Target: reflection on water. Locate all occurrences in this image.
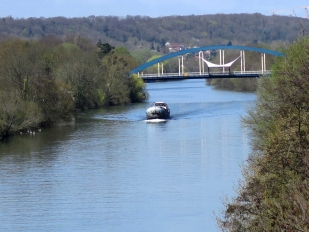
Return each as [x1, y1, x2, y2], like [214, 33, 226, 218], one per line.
[0, 80, 255, 232]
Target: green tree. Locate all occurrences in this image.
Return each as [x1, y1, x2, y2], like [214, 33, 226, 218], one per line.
[99, 51, 142, 105]
[129, 74, 148, 102]
[56, 47, 101, 110]
[217, 37, 309, 231]
[96, 40, 115, 59]
[131, 48, 159, 65]
[144, 55, 164, 74]
[114, 46, 130, 55]
[0, 36, 147, 140]
[0, 40, 34, 99]
[0, 90, 42, 139]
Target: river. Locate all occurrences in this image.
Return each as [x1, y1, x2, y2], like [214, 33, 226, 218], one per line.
[0, 79, 256, 232]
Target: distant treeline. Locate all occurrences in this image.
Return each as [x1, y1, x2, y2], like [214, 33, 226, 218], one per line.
[1, 13, 297, 92]
[0, 35, 148, 140]
[1, 13, 308, 52]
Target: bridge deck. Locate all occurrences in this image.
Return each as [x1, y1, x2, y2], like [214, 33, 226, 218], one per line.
[140, 71, 271, 81]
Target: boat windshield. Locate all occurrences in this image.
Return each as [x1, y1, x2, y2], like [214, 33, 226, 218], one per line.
[154, 102, 168, 107]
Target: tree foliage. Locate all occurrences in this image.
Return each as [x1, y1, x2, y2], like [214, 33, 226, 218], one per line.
[97, 39, 115, 59]
[218, 37, 309, 231]
[0, 36, 148, 139]
[0, 14, 299, 93]
[0, 14, 307, 51]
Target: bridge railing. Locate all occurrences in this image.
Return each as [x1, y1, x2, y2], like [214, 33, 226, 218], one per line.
[140, 70, 271, 78]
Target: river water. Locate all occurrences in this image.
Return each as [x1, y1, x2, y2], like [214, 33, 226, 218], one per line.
[0, 79, 256, 232]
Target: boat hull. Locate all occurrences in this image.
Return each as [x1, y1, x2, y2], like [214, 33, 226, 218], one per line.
[146, 106, 170, 119]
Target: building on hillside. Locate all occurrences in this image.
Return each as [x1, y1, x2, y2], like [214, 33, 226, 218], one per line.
[165, 42, 186, 52]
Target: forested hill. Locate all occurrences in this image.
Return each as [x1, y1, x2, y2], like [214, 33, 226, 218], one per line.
[1, 13, 308, 50]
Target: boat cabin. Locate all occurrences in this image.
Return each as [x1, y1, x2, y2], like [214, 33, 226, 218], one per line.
[153, 102, 168, 108]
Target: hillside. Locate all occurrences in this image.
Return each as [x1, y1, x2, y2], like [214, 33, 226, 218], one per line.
[1, 13, 308, 51]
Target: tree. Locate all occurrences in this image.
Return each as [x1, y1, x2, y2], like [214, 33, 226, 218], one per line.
[114, 46, 130, 55]
[96, 40, 115, 59]
[0, 90, 42, 139]
[129, 74, 148, 102]
[56, 46, 101, 110]
[131, 48, 158, 65]
[217, 37, 309, 231]
[99, 51, 142, 106]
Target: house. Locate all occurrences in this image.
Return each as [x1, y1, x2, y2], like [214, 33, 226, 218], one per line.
[165, 42, 186, 53]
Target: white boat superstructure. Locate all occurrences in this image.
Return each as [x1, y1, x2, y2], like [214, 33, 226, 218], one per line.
[146, 102, 170, 119]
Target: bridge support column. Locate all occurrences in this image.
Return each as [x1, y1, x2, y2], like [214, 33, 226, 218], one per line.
[261, 53, 266, 74]
[178, 56, 181, 76]
[202, 54, 205, 74]
[157, 63, 159, 76]
[243, 51, 246, 72]
[223, 50, 225, 73]
[161, 63, 164, 75]
[199, 52, 201, 75]
[178, 55, 184, 75]
[220, 50, 225, 73]
[240, 51, 242, 73]
[240, 50, 246, 73]
[157, 62, 164, 76]
[199, 51, 205, 75]
[182, 56, 184, 74]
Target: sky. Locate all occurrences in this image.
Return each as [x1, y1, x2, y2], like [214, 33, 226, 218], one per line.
[1, 0, 309, 19]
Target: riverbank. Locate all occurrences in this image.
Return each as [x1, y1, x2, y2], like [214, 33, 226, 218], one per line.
[206, 77, 257, 91]
[0, 37, 148, 140]
[218, 36, 309, 231]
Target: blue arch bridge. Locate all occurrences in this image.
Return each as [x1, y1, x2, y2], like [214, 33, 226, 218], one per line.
[129, 45, 284, 81]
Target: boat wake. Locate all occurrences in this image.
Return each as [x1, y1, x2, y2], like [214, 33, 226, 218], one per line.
[145, 118, 168, 123]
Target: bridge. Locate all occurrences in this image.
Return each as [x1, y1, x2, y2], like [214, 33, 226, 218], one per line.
[129, 45, 284, 81]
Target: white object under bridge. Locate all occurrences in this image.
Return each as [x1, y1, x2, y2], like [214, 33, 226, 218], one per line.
[201, 56, 241, 73]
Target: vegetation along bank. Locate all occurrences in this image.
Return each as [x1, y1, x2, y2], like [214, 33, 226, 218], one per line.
[0, 36, 148, 140]
[218, 36, 309, 231]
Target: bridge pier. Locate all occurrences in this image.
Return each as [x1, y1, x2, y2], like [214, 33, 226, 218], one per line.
[199, 51, 205, 75]
[240, 50, 246, 73]
[178, 55, 184, 76]
[157, 62, 164, 76]
[220, 50, 225, 73]
[261, 53, 266, 74]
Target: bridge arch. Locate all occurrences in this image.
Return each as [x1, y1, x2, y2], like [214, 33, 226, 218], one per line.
[129, 45, 284, 75]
